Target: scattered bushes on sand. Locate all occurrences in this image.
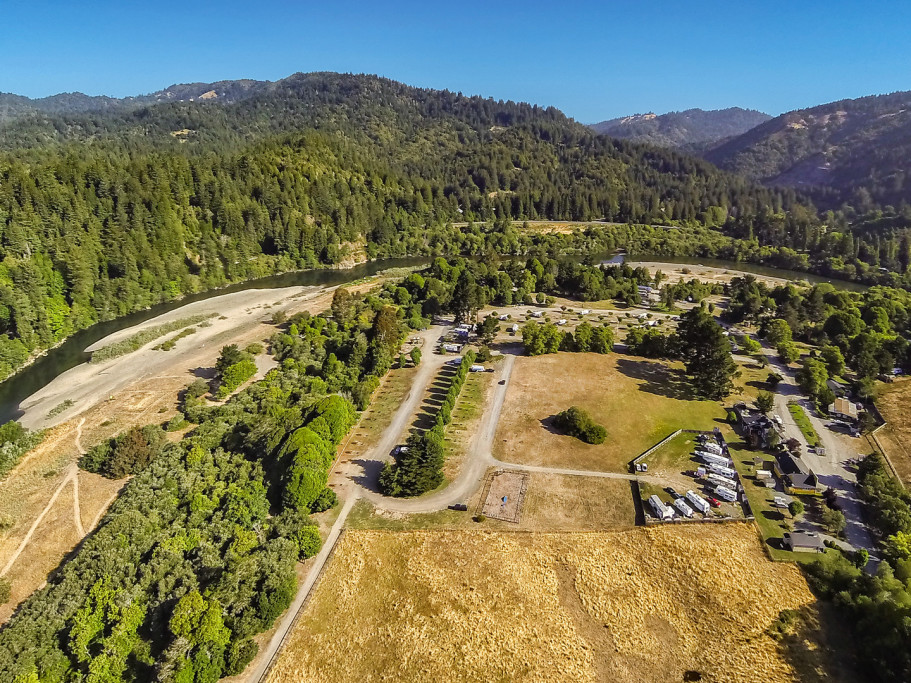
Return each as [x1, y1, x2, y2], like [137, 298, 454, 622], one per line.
[91, 314, 216, 363]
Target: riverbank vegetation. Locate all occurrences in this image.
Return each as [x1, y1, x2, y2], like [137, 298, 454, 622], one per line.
[0, 275, 429, 681]
[90, 314, 217, 363]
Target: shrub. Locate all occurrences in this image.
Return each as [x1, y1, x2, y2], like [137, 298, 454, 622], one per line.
[0, 577, 10, 604]
[553, 406, 607, 444]
[217, 359, 257, 398]
[225, 639, 259, 677]
[294, 526, 323, 559]
[310, 487, 338, 513]
[79, 424, 167, 479]
[165, 412, 189, 432]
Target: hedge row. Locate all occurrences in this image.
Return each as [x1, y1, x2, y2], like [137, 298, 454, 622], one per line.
[434, 350, 477, 429]
[280, 395, 357, 513]
[380, 351, 477, 497]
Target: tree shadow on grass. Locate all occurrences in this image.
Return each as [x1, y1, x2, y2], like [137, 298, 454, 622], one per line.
[539, 415, 565, 436]
[614, 358, 698, 402]
[762, 509, 785, 522]
[412, 366, 457, 431]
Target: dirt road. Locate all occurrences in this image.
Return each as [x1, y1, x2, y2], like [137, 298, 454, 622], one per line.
[248, 492, 359, 683]
[340, 326, 450, 500]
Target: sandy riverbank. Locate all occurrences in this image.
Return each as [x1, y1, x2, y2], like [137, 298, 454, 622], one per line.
[17, 284, 321, 431]
[627, 261, 797, 288]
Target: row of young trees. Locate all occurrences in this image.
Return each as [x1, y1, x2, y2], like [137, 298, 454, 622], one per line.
[379, 351, 477, 497]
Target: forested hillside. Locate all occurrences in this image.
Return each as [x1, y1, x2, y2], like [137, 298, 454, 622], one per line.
[705, 91, 911, 209]
[0, 72, 810, 381]
[590, 108, 770, 150]
[0, 79, 268, 125]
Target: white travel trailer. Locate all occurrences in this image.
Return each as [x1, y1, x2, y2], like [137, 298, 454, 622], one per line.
[648, 495, 674, 521]
[714, 485, 738, 502]
[685, 490, 711, 515]
[673, 498, 694, 518]
[697, 451, 732, 468]
[701, 442, 723, 455]
[707, 473, 735, 489]
[707, 463, 737, 479]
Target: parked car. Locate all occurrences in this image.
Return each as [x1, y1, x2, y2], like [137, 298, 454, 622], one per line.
[708, 497, 721, 508]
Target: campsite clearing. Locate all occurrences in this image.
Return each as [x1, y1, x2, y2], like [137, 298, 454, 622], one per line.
[493, 353, 727, 472]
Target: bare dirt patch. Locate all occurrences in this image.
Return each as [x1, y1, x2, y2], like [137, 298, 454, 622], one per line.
[266, 525, 830, 683]
[494, 353, 727, 472]
[479, 469, 527, 522]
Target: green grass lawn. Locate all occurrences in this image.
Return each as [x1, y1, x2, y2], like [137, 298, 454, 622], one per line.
[642, 431, 701, 473]
[788, 403, 821, 447]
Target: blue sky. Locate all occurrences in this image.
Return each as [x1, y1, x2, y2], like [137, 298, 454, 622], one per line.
[3, 0, 910, 122]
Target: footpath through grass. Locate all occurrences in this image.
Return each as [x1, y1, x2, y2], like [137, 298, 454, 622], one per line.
[788, 403, 820, 447]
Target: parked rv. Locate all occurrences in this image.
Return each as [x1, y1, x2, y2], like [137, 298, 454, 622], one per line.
[706, 463, 737, 479]
[685, 490, 711, 515]
[648, 495, 674, 521]
[673, 498, 694, 518]
[714, 485, 738, 502]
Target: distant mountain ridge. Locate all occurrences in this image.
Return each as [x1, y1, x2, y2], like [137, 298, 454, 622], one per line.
[704, 91, 911, 208]
[589, 108, 771, 150]
[0, 78, 270, 124]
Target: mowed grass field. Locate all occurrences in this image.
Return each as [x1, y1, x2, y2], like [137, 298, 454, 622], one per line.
[875, 378, 911, 485]
[265, 526, 831, 683]
[493, 353, 727, 471]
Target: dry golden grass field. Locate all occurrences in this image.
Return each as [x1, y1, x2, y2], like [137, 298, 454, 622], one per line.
[875, 378, 911, 485]
[265, 525, 830, 683]
[493, 353, 727, 472]
[347, 471, 636, 532]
